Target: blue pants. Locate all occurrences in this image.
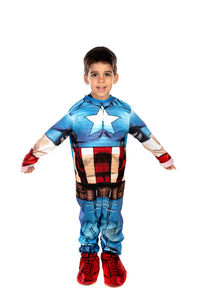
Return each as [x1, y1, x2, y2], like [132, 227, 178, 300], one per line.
[77, 195, 124, 255]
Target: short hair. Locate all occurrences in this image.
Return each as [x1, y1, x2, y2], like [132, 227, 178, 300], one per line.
[84, 46, 117, 75]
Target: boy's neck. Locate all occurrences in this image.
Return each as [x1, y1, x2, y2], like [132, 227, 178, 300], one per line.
[89, 93, 111, 101]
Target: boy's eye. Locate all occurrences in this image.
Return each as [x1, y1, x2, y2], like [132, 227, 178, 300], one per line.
[90, 72, 112, 78]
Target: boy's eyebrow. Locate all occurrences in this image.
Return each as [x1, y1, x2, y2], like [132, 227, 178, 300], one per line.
[90, 70, 113, 74]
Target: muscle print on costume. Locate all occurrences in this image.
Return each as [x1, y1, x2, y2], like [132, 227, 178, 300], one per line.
[72, 146, 125, 185]
[22, 94, 173, 175]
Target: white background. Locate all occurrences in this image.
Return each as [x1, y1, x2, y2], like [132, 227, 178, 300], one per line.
[0, 0, 200, 307]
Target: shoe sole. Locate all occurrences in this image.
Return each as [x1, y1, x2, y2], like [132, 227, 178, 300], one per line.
[77, 277, 97, 286]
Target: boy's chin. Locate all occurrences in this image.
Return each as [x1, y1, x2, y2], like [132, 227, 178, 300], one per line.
[91, 91, 111, 100]
[94, 94, 110, 100]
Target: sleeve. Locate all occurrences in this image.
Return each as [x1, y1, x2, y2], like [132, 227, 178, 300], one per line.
[129, 109, 174, 168]
[21, 112, 73, 172]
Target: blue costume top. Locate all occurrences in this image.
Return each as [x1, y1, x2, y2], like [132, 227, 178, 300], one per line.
[45, 94, 151, 148]
[42, 94, 159, 187]
[22, 94, 173, 185]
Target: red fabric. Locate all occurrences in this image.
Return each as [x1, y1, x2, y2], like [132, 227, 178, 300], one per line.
[77, 253, 100, 285]
[93, 147, 112, 183]
[101, 253, 127, 287]
[74, 146, 126, 185]
[22, 148, 39, 167]
[156, 153, 171, 163]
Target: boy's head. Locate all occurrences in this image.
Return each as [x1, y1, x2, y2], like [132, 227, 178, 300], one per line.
[84, 46, 119, 100]
[84, 46, 117, 76]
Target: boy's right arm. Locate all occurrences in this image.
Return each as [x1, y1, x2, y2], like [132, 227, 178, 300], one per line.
[21, 112, 73, 173]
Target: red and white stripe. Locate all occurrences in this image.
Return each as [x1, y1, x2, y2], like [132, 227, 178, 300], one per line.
[72, 146, 126, 185]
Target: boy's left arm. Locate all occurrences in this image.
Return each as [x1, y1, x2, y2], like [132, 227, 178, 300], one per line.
[129, 110, 176, 170]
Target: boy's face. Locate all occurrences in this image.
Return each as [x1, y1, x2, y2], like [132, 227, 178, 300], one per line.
[84, 62, 119, 100]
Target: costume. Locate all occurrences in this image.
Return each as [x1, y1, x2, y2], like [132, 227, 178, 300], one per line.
[22, 94, 173, 256]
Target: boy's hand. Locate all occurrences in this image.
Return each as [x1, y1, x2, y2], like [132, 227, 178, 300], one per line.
[21, 165, 35, 173]
[164, 164, 176, 170]
[21, 148, 39, 174]
[24, 166, 35, 173]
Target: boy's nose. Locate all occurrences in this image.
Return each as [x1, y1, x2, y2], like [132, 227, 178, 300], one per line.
[98, 76, 105, 82]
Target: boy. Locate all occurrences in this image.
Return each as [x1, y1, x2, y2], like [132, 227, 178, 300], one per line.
[21, 46, 175, 287]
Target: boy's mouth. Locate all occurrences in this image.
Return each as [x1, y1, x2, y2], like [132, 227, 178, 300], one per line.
[96, 86, 107, 92]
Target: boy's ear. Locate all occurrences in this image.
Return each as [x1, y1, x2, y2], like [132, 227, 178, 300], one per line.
[113, 73, 119, 84]
[84, 74, 89, 85]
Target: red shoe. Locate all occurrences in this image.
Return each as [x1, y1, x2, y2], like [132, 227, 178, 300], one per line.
[77, 253, 100, 285]
[101, 253, 127, 287]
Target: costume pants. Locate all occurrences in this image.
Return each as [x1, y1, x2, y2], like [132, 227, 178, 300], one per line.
[76, 182, 125, 255]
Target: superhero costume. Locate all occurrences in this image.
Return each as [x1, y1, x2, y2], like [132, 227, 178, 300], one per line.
[22, 94, 174, 255]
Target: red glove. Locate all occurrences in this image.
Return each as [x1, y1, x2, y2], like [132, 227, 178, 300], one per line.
[156, 153, 174, 168]
[21, 148, 39, 172]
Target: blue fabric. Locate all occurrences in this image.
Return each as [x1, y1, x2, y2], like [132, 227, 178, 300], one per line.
[45, 94, 151, 148]
[77, 196, 124, 255]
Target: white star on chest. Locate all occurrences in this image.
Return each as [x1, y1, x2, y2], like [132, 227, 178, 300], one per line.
[85, 106, 119, 135]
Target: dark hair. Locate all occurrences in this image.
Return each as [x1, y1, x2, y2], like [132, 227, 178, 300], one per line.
[84, 46, 117, 75]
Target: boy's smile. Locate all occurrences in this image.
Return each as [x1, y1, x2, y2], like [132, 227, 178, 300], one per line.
[84, 62, 119, 100]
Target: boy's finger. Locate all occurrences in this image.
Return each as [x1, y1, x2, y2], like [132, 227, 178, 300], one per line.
[166, 165, 176, 170]
[24, 166, 35, 173]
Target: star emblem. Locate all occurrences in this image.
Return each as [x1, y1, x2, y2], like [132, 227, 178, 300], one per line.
[86, 106, 119, 135]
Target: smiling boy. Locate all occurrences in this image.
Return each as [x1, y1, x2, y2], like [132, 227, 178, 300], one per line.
[22, 46, 175, 287]
[84, 62, 119, 101]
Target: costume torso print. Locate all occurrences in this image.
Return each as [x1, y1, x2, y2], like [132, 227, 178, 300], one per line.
[43, 94, 161, 187]
[22, 94, 173, 255]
